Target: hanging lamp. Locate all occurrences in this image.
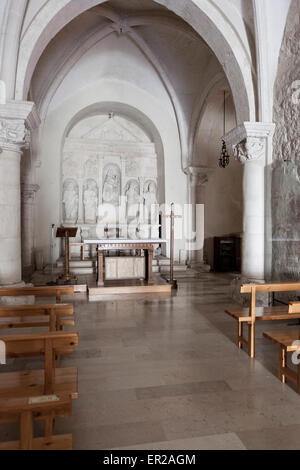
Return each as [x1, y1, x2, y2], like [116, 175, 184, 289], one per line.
[219, 91, 230, 168]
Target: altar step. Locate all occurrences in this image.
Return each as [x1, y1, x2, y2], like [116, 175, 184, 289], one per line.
[44, 256, 188, 275]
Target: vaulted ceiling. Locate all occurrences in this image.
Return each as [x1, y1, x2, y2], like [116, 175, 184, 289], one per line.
[29, 0, 225, 123]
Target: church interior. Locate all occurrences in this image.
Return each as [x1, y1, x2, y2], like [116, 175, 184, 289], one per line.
[0, 0, 299, 451]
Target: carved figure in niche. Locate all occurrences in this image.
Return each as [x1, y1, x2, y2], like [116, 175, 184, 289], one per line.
[125, 180, 141, 221]
[102, 164, 121, 206]
[62, 179, 78, 223]
[143, 181, 158, 224]
[83, 179, 98, 223]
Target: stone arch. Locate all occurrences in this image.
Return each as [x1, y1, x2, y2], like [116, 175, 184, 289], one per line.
[36, 79, 185, 262]
[15, 0, 255, 123]
[37, 26, 187, 168]
[63, 100, 166, 205]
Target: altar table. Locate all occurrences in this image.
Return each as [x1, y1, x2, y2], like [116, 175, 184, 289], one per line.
[84, 239, 167, 286]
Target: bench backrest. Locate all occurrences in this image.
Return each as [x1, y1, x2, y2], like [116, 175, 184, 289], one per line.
[241, 283, 300, 321]
[0, 331, 78, 394]
[0, 286, 74, 303]
[241, 283, 300, 294]
[0, 304, 74, 331]
[289, 301, 300, 314]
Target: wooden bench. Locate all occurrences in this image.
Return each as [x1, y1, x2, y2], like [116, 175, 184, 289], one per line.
[225, 282, 300, 358]
[0, 303, 75, 331]
[263, 329, 300, 394]
[289, 301, 300, 313]
[0, 285, 74, 304]
[0, 331, 78, 398]
[0, 394, 73, 450]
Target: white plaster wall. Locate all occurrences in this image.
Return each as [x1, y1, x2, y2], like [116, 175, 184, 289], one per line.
[193, 91, 243, 267]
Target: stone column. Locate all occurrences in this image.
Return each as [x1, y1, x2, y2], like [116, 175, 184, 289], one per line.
[0, 101, 40, 287]
[185, 166, 212, 270]
[21, 183, 39, 278]
[224, 122, 275, 281]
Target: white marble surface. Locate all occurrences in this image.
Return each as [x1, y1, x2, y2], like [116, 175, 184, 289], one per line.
[105, 257, 145, 280]
[84, 238, 167, 245]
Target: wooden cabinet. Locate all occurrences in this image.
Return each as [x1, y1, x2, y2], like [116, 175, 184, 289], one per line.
[213, 236, 241, 272]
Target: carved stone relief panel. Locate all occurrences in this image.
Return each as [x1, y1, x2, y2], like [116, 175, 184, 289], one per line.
[83, 178, 98, 224]
[62, 115, 159, 239]
[102, 163, 121, 206]
[124, 179, 141, 222]
[62, 178, 79, 223]
[143, 180, 158, 224]
[84, 156, 99, 178]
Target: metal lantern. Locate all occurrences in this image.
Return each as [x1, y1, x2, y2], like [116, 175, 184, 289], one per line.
[219, 139, 230, 168]
[219, 91, 230, 168]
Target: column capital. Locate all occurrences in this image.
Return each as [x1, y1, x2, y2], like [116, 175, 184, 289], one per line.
[184, 166, 214, 187]
[21, 183, 40, 203]
[224, 122, 275, 164]
[0, 101, 40, 152]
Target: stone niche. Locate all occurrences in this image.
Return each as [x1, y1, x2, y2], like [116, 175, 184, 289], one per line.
[61, 114, 160, 249]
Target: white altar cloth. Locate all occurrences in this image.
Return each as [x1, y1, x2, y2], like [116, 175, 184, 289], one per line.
[84, 239, 167, 244]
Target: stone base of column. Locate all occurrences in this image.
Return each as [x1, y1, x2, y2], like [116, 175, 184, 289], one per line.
[0, 281, 35, 306]
[187, 249, 210, 272]
[230, 275, 269, 306]
[188, 261, 211, 273]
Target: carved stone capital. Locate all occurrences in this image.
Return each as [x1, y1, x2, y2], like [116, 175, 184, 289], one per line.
[0, 119, 30, 151]
[233, 137, 265, 164]
[0, 101, 40, 153]
[224, 122, 275, 165]
[21, 184, 40, 203]
[184, 166, 214, 187]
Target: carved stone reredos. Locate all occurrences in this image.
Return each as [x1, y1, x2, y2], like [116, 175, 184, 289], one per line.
[61, 115, 158, 231]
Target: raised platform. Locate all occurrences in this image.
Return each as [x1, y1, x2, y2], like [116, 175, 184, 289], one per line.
[48, 255, 188, 276]
[88, 276, 172, 297]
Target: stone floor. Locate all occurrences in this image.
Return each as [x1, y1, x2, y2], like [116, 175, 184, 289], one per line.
[2, 272, 300, 449]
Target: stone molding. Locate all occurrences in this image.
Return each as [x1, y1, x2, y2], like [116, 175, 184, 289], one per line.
[0, 101, 40, 152]
[224, 122, 275, 164]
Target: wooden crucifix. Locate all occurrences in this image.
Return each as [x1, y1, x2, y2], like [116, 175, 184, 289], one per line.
[165, 203, 182, 289]
[56, 226, 78, 284]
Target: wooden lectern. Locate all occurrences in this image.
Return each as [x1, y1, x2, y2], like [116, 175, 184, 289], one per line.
[56, 226, 78, 284]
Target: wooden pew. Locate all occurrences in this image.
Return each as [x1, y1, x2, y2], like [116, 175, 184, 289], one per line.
[0, 303, 74, 331]
[289, 301, 300, 314]
[0, 331, 78, 449]
[0, 285, 74, 304]
[0, 394, 73, 450]
[0, 331, 78, 398]
[263, 329, 300, 394]
[225, 282, 300, 358]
